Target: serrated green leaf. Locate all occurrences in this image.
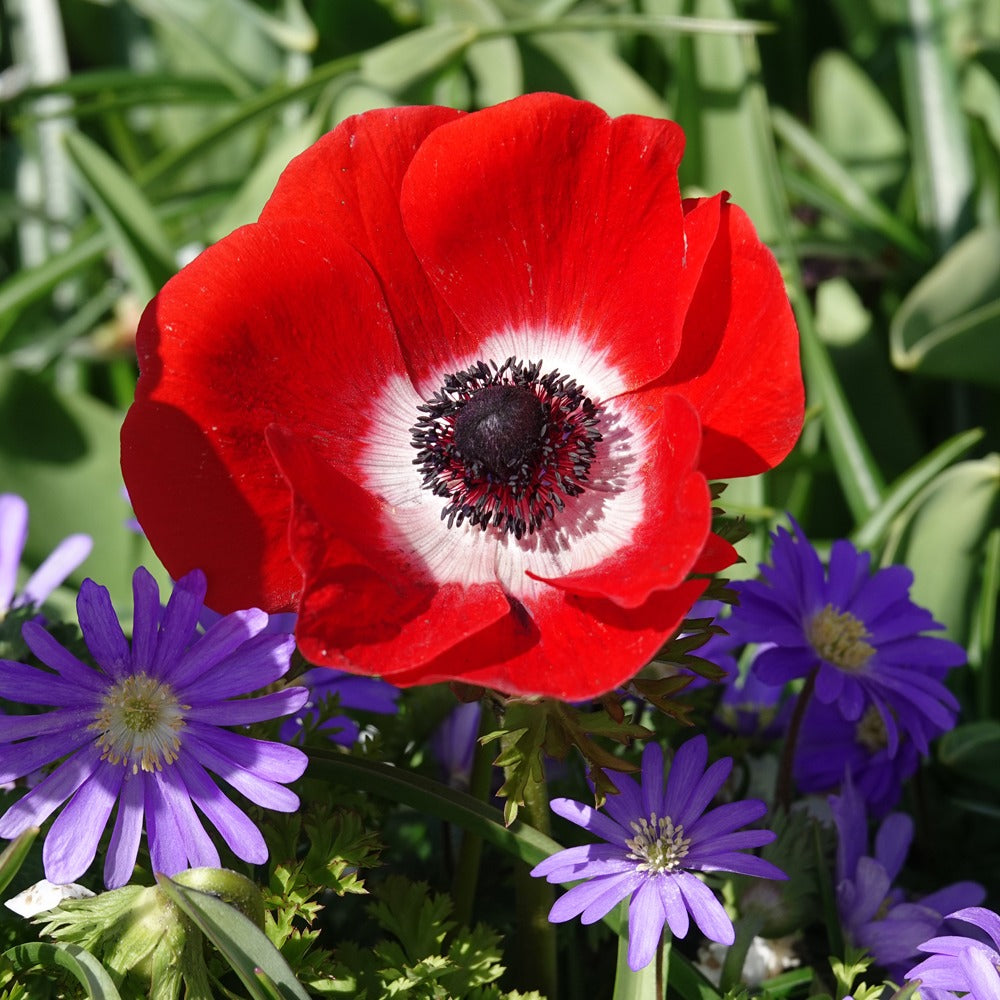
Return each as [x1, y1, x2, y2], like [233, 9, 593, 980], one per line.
[156, 874, 311, 1000]
[360, 24, 477, 92]
[1, 942, 122, 1000]
[890, 226, 1000, 385]
[63, 129, 176, 303]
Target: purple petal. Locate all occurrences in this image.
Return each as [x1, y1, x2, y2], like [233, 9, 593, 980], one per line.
[686, 800, 767, 844]
[20, 534, 92, 607]
[150, 570, 206, 681]
[130, 568, 162, 670]
[0, 494, 28, 611]
[165, 609, 269, 690]
[43, 764, 122, 884]
[919, 882, 986, 917]
[581, 871, 645, 925]
[874, 813, 913, 878]
[22, 620, 106, 693]
[549, 797, 629, 846]
[960, 945, 1000, 996]
[674, 756, 733, 829]
[184, 729, 303, 810]
[174, 755, 267, 864]
[640, 742, 664, 820]
[662, 735, 708, 821]
[752, 644, 816, 686]
[77, 579, 130, 679]
[0, 727, 94, 784]
[146, 766, 219, 874]
[658, 875, 689, 939]
[950, 907, 1000, 951]
[105, 772, 145, 888]
[183, 687, 308, 726]
[187, 723, 306, 785]
[0, 745, 101, 836]
[675, 871, 734, 945]
[531, 843, 630, 881]
[1, 706, 95, 741]
[686, 828, 776, 857]
[548, 872, 638, 923]
[691, 853, 787, 879]
[602, 770, 644, 829]
[627, 878, 666, 970]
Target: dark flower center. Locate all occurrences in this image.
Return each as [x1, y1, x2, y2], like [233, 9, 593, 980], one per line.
[410, 357, 602, 539]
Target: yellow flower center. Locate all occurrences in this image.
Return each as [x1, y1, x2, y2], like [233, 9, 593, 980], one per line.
[625, 813, 691, 874]
[855, 704, 889, 752]
[91, 673, 186, 773]
[806, 604, 875, 672]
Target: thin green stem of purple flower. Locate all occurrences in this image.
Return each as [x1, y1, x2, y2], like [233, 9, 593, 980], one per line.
[775, 668, 817, 810]
[451, 703, 494, 928]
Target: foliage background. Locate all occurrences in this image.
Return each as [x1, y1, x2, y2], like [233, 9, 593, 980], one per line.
[0, 0, 999, 996]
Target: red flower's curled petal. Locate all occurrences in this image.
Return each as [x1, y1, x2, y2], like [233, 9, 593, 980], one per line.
[527, 391, 710, 608]
[386, 578, 711, 700]
[266, 426, 512, 674]
[663, 196, 804, 477]
[398, 92, 689, 395]
[122, 221, 410, 613]
[259, 104, 467, 392]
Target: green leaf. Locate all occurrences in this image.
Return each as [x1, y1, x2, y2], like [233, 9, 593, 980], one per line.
[527, 30, 672, 118]
[890, 225, 1000, 385]
[437, 0, 523, 105]
[304, 749, 561, 867]
[882, 455, 1000, 645]
[0, 829, 37, 898]
[1, 942, 122, 1000]
[0, 364, 165, 613]
[897, 0, 975, 249]
[851, 427, 985, 550]
[360, 24, 477, 92]
[156, 874, 311, 1000]
[63, 129, 176, 303]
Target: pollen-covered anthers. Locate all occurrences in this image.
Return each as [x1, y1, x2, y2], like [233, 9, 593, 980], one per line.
[411, 356, 603, 539]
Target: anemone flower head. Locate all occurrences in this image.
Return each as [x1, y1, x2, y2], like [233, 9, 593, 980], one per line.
[0, 493, 91, 617]
[732, 518, 964, 754]
[795, 695, 920, 818]
[530, 734, 786, 971]
[908, 907, 1000, 998]
[121, 93, 804, 701]
[0, 567, 308, 888]
[831, 776, 984, 980]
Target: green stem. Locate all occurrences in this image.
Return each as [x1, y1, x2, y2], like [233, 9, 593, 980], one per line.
[774, 669, 816, 811]
[451, 704, 493, 928]
[719, 913, 764, 993]
[509, 757, 558, 999]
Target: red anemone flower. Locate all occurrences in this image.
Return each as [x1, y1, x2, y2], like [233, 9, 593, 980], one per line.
[121, 93, 803, 700]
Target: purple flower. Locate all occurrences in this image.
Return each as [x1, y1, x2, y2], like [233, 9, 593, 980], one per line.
[431, 699, 482, 790]
[908, 907, 1000, 997]
[831, 777, 984, 979]
[280, 666, 399, 747]
[795, 697, 919, 817]
[0, 493, 91, 614]
[0, 567, 308, 888]
[530, 735, 786, 971]
[733, 518, 963, 754]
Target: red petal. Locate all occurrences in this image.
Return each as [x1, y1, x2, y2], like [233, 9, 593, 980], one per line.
[385, 579, 710, 700]
[267, 427, 512, 675]
[259, 104, 466, 394]
[121, 221, 408, 613]
[399, 92, 688, 393]
[662, 197, 804, 477]
[527, 392, 710, 607]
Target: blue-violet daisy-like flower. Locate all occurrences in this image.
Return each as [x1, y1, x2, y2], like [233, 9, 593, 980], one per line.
[530, 734, 786, 971]
[0, 493, 91, 615]
[0, 567, 308, 888]
[831, 776, 984, 980]
[733, 518, 964, 754]
[908, 906, 1000, 998]
[795, 697, 920, 818]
